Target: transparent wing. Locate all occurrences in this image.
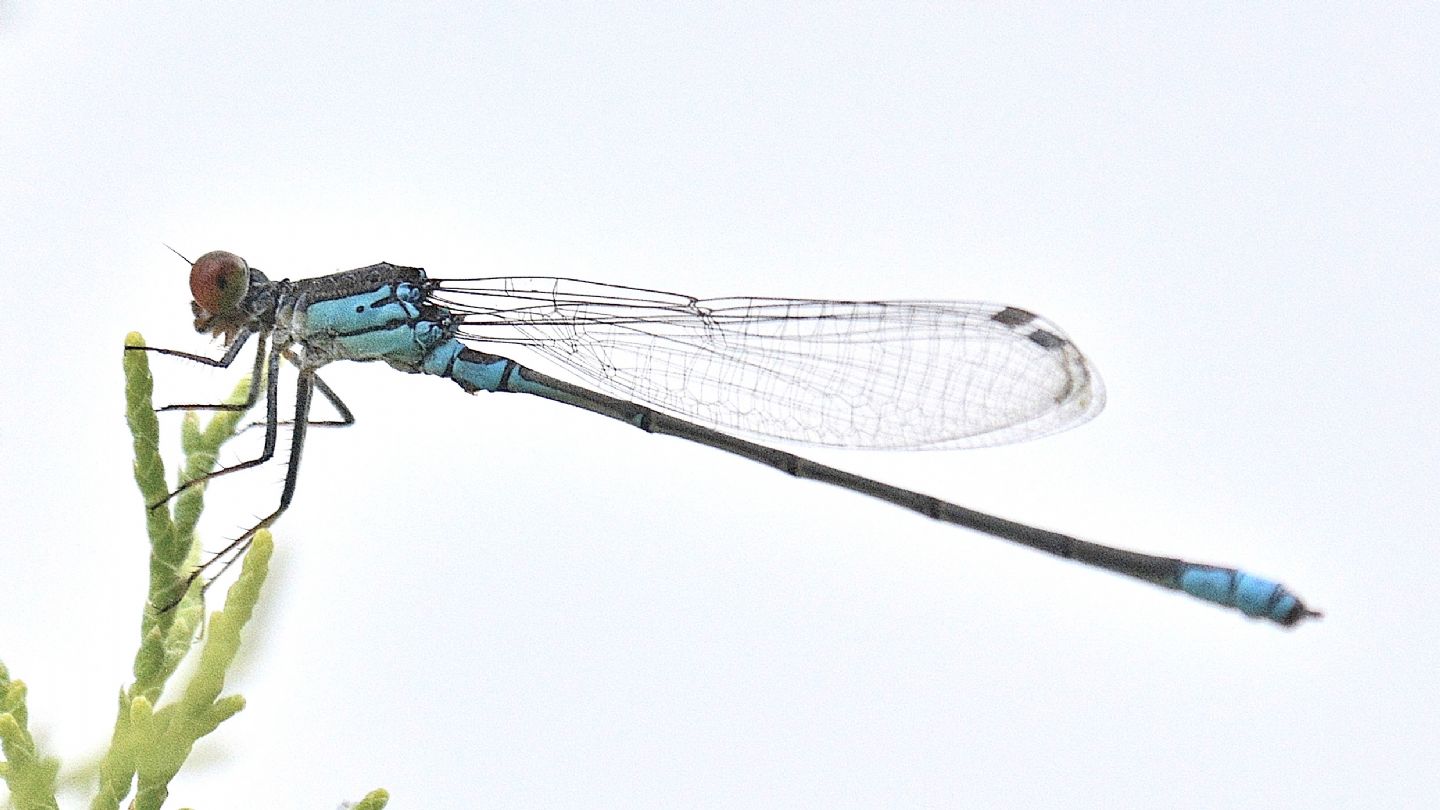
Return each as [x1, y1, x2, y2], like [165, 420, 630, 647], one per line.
[431, 277, 1105, 449]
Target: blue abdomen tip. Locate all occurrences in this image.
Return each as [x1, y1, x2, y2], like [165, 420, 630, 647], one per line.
[1179, 567, 1313, 626]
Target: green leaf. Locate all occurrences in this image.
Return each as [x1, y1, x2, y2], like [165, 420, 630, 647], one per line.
[91, 334, 390, 807]
[0, 664, 61, 810]
[349, 788, 392, 809]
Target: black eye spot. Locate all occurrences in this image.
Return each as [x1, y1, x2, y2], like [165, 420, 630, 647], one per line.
[355, 305, 365, 313]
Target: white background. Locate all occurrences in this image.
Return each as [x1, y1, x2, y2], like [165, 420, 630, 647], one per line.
[2, 3, 1436, 808]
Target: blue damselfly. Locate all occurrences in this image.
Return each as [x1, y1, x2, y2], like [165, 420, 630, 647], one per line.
[131, 250, 1319, 626]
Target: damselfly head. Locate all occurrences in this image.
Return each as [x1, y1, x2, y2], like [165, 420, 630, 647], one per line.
[189, 250, 251, 341]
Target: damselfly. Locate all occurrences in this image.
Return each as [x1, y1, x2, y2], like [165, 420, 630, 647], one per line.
[130, 250, 1319, 626]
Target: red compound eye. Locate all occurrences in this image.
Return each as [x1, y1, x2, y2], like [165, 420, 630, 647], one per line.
[189, 250, 250, 315]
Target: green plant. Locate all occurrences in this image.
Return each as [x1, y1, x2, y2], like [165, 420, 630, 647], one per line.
[0, 335, 387, 810]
